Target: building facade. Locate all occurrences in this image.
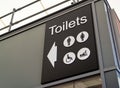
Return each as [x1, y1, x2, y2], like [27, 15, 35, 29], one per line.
[0, 0, 120, 88]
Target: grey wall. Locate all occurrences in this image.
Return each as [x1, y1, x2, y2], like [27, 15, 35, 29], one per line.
[111, 9, 120, 64]
[0, 24, 45, 88]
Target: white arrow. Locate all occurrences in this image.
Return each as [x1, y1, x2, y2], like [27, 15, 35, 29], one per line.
[47, 42, 57, 68]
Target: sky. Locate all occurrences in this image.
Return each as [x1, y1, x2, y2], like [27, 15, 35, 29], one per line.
[108, 0, 120, 18]
[0, 0, 120, 34]
[0, 0, 119, 16]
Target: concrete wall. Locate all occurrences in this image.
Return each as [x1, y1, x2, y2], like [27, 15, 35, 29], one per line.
[0, 24, 45, 88]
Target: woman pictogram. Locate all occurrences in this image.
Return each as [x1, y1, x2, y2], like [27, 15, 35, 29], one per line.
[80, 32, 85, 41]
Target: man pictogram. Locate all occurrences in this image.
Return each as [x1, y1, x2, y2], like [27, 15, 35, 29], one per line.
[67, 37, 71, 46]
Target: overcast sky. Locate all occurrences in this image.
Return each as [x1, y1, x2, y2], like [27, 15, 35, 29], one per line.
[0, 0, 120, 31]
[0, 0, 120, 17]
[0, 0, 119, 16]
[108, 0, 120, 18]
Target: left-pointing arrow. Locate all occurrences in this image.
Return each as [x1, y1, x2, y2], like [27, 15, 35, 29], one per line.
[47, 42, 57, 68]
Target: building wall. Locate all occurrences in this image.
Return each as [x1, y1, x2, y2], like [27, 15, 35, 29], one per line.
[0, 0, 120, 88]
[52, 75, 102, 88]
[111, 9, 120, 62]
[0, 24, 45, 88]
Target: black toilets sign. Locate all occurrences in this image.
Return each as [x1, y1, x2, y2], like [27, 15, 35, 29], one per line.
[41, 4, 99, 84]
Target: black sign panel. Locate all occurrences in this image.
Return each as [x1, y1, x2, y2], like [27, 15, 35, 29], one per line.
[41, 4, 99, 84]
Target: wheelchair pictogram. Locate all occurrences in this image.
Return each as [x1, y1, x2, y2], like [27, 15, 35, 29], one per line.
[63, 52, 76, 64]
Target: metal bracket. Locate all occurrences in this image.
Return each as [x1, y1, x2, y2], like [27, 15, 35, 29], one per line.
[9, 8, 16, 32]
[71, 0, 79, 4]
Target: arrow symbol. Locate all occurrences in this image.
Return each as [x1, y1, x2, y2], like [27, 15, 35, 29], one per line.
[47, 42, 57, 68]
